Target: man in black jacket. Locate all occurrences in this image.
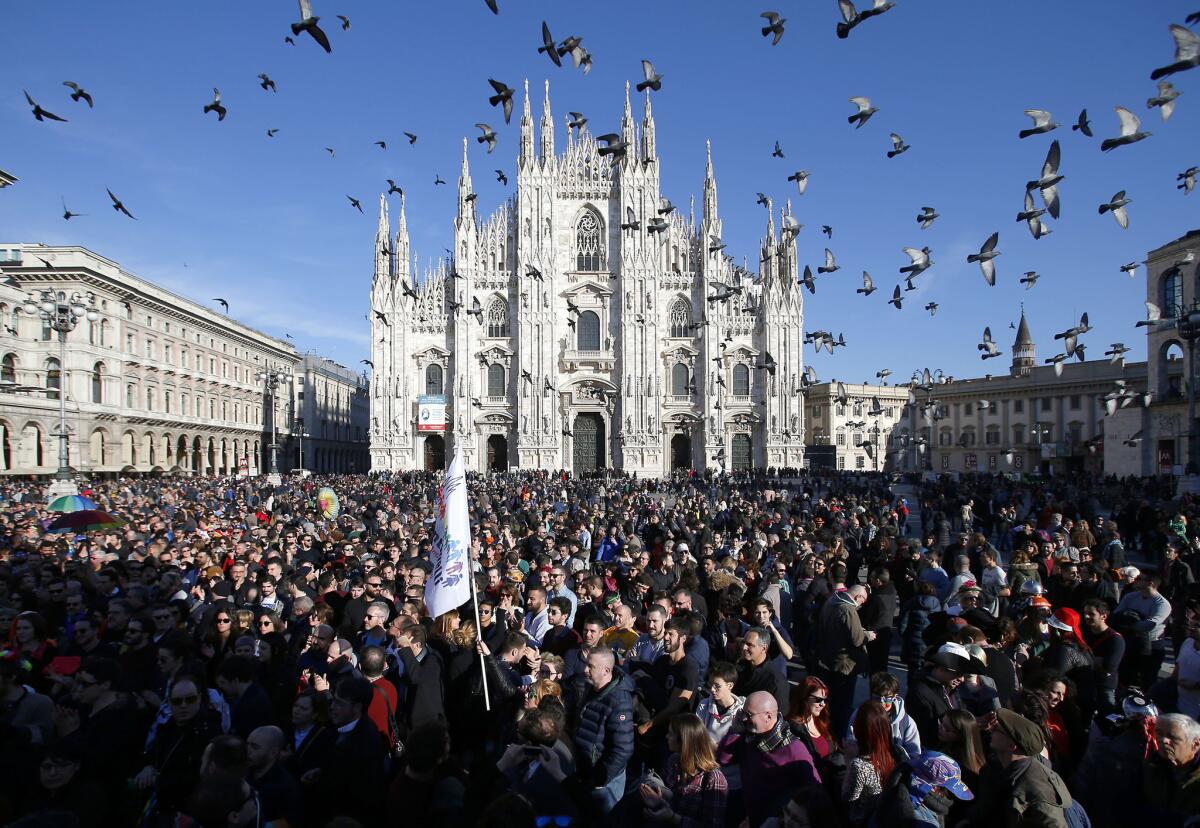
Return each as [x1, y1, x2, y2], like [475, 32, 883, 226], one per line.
[306, 677, 386, 825]
[395, 624, 446, 732]
[905, 643, 985, 751]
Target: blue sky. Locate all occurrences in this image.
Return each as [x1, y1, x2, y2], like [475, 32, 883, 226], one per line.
[2, 1, 1197, 384]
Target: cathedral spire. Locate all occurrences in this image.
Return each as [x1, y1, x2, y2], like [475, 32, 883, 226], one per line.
[1011, 305, 1036, 377]
[539, 79, 554, 160]
[374, 193, 391, 283]
[641, 89, 656, 161]
[394, 192, 410, 274]
[519, 78, 534, 166]
[703, 140, 719, 224]
[376, 193, 390, 245]
[621, 81, 635, 162]
[458, 137, 474, 219]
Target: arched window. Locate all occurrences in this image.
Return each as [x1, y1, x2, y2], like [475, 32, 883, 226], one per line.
[486, 298, 509, 338]
[99, 319, 109, 346]
[126, 384, 136, 408]
[669, 299, 691, 338]
[1, 354, 14, 384]
[733, 363, 750, 396]
[1164, 268, 1183, 319]
[671, 363, 689, 396]
[426, 363, 444, 395]
[575, 210, 604, 271]
[91, 362, 104, 404]
[487, 363, 505, 397]
[45, 358, 60, 398]
[577, 311, 601, 351]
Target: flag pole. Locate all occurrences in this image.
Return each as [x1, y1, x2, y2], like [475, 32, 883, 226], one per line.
[469, 552, 492, 712]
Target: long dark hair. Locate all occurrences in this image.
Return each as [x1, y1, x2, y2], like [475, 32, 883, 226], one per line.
[852, 701, 895, 782]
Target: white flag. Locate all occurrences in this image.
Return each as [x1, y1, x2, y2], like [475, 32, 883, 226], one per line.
[426, 447, 471, 618]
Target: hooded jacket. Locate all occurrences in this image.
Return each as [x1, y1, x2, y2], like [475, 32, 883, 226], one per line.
[843, 696, 921, 759]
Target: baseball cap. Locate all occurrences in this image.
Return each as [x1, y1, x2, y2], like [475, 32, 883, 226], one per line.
[910, 751, 973, 800]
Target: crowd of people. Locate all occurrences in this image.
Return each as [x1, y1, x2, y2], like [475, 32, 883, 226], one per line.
[0, 467, 1197, 828]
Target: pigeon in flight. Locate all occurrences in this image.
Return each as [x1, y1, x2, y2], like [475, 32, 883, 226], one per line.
[978, 327, 1002, 359]
[787, 170, 810, 195]
[900, 246, 932, 276]
[857, 272, 876, 295]
[658, 198, 676, 216]
[202, 88, 226, 120]
[967, 232, 1001, 286]
[761, 11, 786, 44]
[637, 60, 663, 93]
[887, 133, 910, 158]
[1147, 81, 1180, 121]
[904, 277, 919, 292]
[916, 207, 938, 229]
[925, 302, 938, 316]
[1105, 343, 1129, 364]
[495, 170, 508, 186]
[106, 188, 136, 219]
[1055, 312, 1090, 341]
[292, 0, 333, 53]
[285, 36, 295, 45]
[781, 214, 802, 239]
[347, 195, 363, 213]
[595, 133, 628, 160]
[361, 359, 373, 368]
[800, 266, 816, 295]
[1150, 24, 1200, 79]
[647, 217, 668, 234]
[1098, 190, 1131, 228]
[822, 225, 833, 239]
[405, 132, 418, 144]
[62, 81, 93, 108]
[1179, 167, 1198, 194]
[1017, 189, 1051, 240]
[488, 79, 515, 123]
[266, 128, 279, 137]
[1026, 139, 1062, 218]
[213, 298, 229, 313]
[538, 22, 563, 66]
[818, 248, 840, 274]
[373, 140, 386, 150]
[526, 265, 544, 282]
[709, 237, 726, 253]
[620, 206, 641, 232]
[1019, 109, 1058, 139]
[848, 96, 878, 128]
[837, 0, 894, 38]
[337, 14, 350, 30]
[772, 141, 785, 158]
[258, 74, 277, 92]
[755, 192, 770, 208]
[24, 90, 67, 122]
[1100, 107, 1151, 151]
[386, 179, 403, 195]
[1121, 262, 1140, 278]
[1020, 271, 1039, 289]
[889, 285, 904, 309]
[1138, 301, 1166, 328]
[568, 112, 587, 131]
[475, 123, 497, 153]
[1072, 109, 1093, 137]
[373, 310, 390, 327]
[485, 0, 499, 14]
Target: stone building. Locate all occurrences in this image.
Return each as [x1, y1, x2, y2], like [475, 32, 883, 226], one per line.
[292, 354, 370, 473]
[805, 381, 911, 471]
[369, 80, 806, 474]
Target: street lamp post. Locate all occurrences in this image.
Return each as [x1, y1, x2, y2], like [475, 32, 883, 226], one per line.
[256, 364, 291, 485]
[298, 429, 311, 473]
[23, 289, 100, 498]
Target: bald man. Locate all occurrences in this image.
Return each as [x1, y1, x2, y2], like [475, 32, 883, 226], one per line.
[717, 691, 821, 828]
[246, 725, 303, 827]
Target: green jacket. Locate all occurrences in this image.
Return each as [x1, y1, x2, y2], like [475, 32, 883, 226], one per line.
[1144, 754, 1200, 823]
[1001, 757, 1072, 828]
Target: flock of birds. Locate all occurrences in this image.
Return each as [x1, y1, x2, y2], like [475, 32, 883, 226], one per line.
[10, 1, 1200, 416]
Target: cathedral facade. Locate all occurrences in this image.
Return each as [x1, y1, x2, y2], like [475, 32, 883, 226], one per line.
[369, 81, 806, 475]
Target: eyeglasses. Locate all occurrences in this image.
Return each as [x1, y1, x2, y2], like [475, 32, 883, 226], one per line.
[216, 617, 231, 624]
[169, 694, 200, 706]
[259, 620, 273, 628]
[809, 696, 828, 705]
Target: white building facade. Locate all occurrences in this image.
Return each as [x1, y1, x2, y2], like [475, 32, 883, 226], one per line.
[292, 355, 370, 474]
[370, 81, 806, 475]
[805, 382, 911, 471]
[0, 243, 298, 477]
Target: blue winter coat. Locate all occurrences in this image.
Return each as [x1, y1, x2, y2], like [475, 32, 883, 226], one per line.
[897, 595, 941, 662]
[572, 668, 636, 787]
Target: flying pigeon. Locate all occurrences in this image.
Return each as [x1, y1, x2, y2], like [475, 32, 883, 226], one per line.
[1179, 167, 1198, 194]
[1137, 301, 1164, 327]
[1100, 107, 1151, 151]
[347, 195, 363, 212]
[1018, 189, 1051, 240]
[404, 132, 417, 144]
[978, 327, 1002, 359]
[374, 140, 386, 150]
[386, 179, 403, 195]
[637, 60, 663, 93]
[848, 96, 878, 128]
[781, 214, 802, 239]
[659, 198, 676, 215]
[967, 232, 1000, 286]
[213, 298, 229, 313]
[62, 81, 93, 107]
[538, 21, 563, 66]
[485, 0, 499, 14]
[818, 248, 840, 274]
[889, 285, 903, 309]
[800, 266, 816, 295]
[1072, 109, 1093, 137]
[595, 133, 628, 160]
[857, 271, 876, 296]
[292, 0, 332, 52]
[568, 112, 587, 131]
[258, 74, 276, 92]
[361, 359, 373, 368]
[1147, 81, 1181, 122]
[916, 207, 938, 229]
[475, 123, 498, 153]
[60, 197, 83, 220]
[1098, 190, 1131, 228]
[23, 90, 67, 122]
[1150, 24, 1200, 79]
[337, 14, 350, 30]
[620, 206, 640, 231]
[433, 175, 446, 185]
[837, 0, 894, 38]
[887, 133, 910, 158]
[1105, 343, 1129, 364]
[266, 128, 279, 137]
[761, 11, 786, 44]
[1019, 109, 1058, 139]
[772, 141, 785, 158]
[1020, 271, 1039, 289]
[900, 247, 932, 276]
[822, 225, 833, 239]
[1026, 140, 1062, 218]
[1121, 262, 1140, 277]
[787, 170, 810, 195]
[488, 78, 515, 123]
[1055, 312, 1090, 340]
[925, 302, 938, 316]
[106, 188, 136, 219]
[495, 169, 508, 186]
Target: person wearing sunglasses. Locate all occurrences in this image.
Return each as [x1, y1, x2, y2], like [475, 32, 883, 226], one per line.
[132, 674, 223, 819]
[843, 672, 921, 761]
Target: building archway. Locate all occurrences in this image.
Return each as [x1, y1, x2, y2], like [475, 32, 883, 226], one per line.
[572, 413, 605, 474]
[671, 433, 692, 471]
[424, 435, 446, 471]
[487, 435, 508, 472]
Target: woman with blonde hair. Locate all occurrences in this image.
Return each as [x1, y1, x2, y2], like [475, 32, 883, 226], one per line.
[524, 678, 562, 709]
[937, 709, 985, 826]
[640, 713, 728, 828]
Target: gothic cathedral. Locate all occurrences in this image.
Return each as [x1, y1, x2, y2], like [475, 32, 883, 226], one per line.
[369, 80, 806, 475]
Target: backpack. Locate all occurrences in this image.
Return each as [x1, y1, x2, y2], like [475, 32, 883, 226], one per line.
[1064, 798, 1092, 828]
[372, 682, 405, 759]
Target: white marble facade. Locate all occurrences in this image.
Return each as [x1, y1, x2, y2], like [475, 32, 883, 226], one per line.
[369, 81, 806, 475]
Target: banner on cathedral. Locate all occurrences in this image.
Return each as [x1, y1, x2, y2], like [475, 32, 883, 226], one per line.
[418, 395, 447, 432]
[427, 447, 470, 618]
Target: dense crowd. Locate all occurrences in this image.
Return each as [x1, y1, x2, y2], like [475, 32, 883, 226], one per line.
[0, 467, 1197, 828]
